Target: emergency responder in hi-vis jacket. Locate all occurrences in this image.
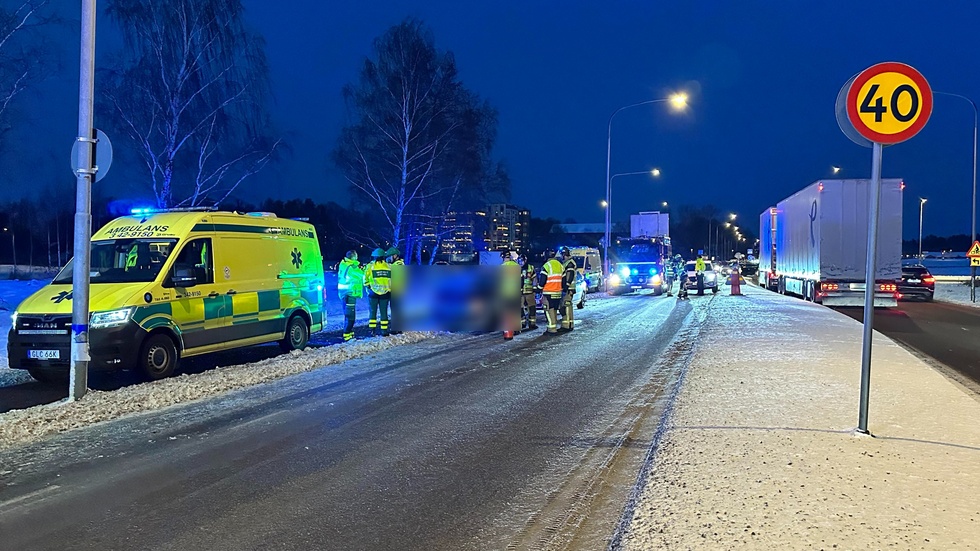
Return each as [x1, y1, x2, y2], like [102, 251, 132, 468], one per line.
[364, 248, 392, 336]
[501, 250, 521, 338]
[519, 254, 537, 330]
[337, 250, 364, 341]
[559, 247, 577, 331]
[538, 250, 565, 334]
[695, 254, 707, 296]
[385, 247, 404, 335]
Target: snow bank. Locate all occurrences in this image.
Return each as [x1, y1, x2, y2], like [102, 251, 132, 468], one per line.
[0, 332, 437, 450]
[935, 280, 980, 309]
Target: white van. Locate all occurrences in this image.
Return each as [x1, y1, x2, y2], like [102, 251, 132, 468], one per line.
[569, 247, 602, 292]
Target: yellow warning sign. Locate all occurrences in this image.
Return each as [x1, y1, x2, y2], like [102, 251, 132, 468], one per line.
[968, 240, 980, 258]
[972, 257, 980, 267]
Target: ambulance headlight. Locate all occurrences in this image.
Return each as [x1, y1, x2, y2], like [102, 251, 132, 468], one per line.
[90, 307, 133, 328]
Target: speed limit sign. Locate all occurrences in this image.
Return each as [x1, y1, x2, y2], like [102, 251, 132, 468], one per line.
[845, 62, 932, 144]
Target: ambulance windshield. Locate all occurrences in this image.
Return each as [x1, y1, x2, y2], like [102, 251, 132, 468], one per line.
[53, 238, 178, 284]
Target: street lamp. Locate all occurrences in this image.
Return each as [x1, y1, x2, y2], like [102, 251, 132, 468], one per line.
[832, 166, 841, 174]
[600, 200, 608, 208]
[604, 93, 688, 278]
[729, 213, 737, 221]
[662, 201, 668, 208]
[935, 91, 978, 301]
[608, 169, 661, 248]
[918, 197, 927, 259]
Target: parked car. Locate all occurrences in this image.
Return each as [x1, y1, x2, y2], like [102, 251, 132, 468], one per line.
[683, 261, 720, 294]
[898, 265, 935, 301]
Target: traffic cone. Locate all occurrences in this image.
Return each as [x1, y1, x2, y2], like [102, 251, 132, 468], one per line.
[731, 269, 743, 296]
[503, 330, 514, 340]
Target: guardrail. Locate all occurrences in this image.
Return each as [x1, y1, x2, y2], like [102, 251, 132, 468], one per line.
[934, 275, 974, 283]
[0, 265, 59, 280]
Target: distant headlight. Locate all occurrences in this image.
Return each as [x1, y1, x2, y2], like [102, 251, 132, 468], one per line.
[706, 273, 716, 281]
[90, 307, 133, 329]
[619, 267, 630, 278]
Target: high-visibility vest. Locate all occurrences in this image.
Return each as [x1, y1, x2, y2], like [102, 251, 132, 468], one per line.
[541, 258, 564, 295]
[562, 258, 577, 289]
[338, 258, 364, 298]
[364, 260, 392, 295]
[695, 258, 706, 272]
[522, 263, 535, 294]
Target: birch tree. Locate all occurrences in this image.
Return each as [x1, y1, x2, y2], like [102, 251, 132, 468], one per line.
[334, 19, 507, 254]
[0, 0, 51, 144]
[101, 0, 280, 208]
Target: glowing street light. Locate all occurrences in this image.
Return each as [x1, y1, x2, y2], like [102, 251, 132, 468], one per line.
[832, 166, 841, 174]
[600, 200, 608, 208]
[662, 201, 668, 208]
[604, 93, 688, 277]
[651, 168, 661, 177]
[729, 213, 737, 221]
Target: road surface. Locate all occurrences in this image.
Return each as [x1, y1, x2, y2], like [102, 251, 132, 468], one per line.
[0, 291, 706, 550]
[834, 300, 980, 390]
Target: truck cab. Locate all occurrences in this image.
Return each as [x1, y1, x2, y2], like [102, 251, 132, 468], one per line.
[608, 237, 673, 296]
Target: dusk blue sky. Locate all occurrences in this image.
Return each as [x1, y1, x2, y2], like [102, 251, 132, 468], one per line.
[5, 1, 980, 239]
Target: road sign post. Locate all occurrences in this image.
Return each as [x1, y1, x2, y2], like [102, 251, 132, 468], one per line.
[840, 62, 933, 435]
[968, 241, 980, 273]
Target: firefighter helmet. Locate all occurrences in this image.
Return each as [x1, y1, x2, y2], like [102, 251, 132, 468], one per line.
[371, 248, 386, 259]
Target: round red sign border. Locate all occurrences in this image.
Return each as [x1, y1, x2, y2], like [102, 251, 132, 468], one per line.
[846, 62, 933, 145]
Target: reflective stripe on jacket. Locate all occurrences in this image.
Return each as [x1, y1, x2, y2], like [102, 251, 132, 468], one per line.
[541, 258, 564, 295]
[364, 260, 392, 295]
[522, 264, 536, 294]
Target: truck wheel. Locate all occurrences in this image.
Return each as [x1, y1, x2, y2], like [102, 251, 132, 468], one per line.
[139, 334, 178, 380]
[27, 368, 67, 385]
[712, 287, 719, 294]
[280, 315, 310, 352]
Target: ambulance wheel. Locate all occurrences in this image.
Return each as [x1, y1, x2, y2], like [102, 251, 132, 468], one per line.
[280, 315, 310, 352]
[139, 334, 178, 380]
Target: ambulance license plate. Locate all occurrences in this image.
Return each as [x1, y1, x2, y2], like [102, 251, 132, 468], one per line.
[28, 350, 60, 360]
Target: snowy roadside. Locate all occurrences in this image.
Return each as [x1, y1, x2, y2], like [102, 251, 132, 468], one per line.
[0, 279, 50, 386]
[934, 280, 980, 309]
[0, 275, 370, 388]
[621, 284, 980, 550]
[0, 332, 439, 450]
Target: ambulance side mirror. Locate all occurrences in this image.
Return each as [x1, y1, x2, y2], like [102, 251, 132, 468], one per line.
[166, 266, 198, 288]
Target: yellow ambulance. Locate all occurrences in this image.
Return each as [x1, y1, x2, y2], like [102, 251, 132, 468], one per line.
[7, 210, 325, 381]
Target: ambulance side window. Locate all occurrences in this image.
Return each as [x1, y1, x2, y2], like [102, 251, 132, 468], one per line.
[173, 238, 214, 284]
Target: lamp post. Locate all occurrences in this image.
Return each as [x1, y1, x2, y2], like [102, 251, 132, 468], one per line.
[608, 169, 661, 248]
[604, 93, 687, 279]
[935, 91, 977, 302]
[918, 198, 927, 259]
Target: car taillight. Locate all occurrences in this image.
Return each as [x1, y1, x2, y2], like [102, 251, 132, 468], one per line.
[922, 276, 935, 284]
[878, 283, 897, 292]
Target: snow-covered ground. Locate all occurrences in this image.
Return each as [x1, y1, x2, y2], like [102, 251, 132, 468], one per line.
[0, 331, 440, 450]
[621, 284, 980, 549]
[934, 280, 980, 309]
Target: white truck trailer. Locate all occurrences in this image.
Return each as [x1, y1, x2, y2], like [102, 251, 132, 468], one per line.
[758, 179, 903, 307]
[630, 211, 669, 239]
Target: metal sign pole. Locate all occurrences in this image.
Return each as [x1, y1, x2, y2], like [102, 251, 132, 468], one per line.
[69, 0, 97, 401]
[857, 142, 883, 434]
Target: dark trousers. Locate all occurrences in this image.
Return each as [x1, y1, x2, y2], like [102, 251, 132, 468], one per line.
[369, 293, 390, 336]
[341, 294, 356, 341]
[388, 294, 400, 333]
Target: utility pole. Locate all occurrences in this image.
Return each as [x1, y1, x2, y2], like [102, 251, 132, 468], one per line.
[69, 0, 97, 401]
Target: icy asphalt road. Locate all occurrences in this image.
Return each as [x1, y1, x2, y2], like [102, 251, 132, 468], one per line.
[0, 290, 701, 551]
